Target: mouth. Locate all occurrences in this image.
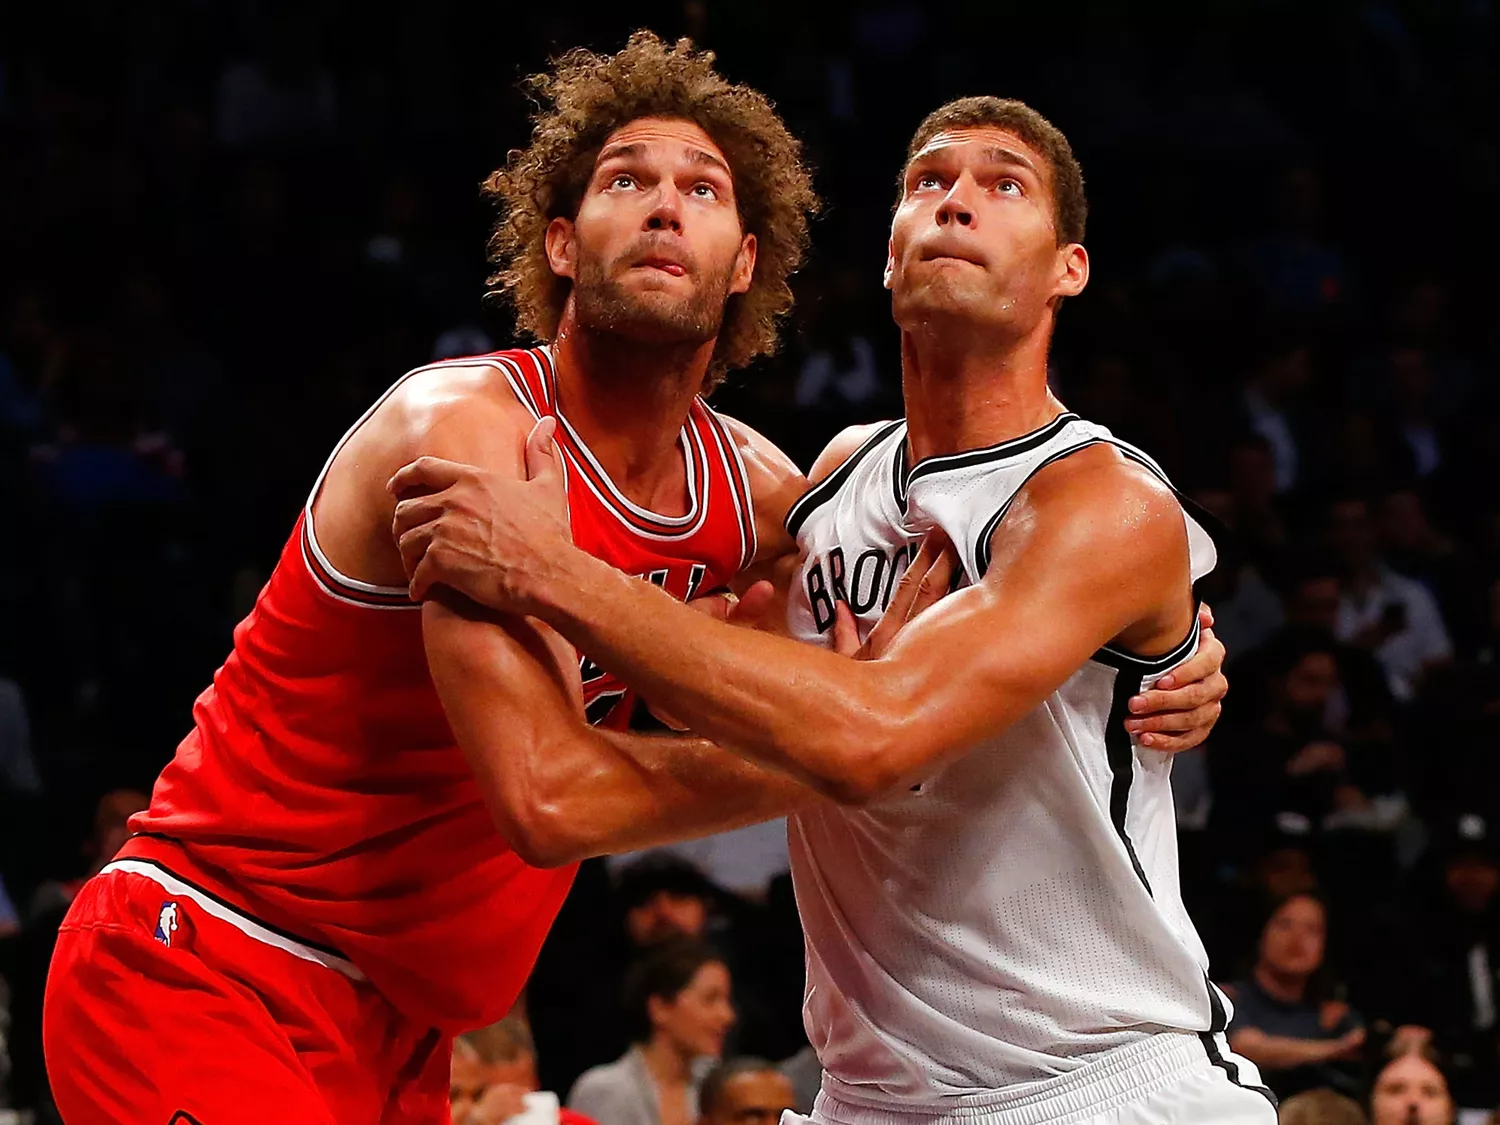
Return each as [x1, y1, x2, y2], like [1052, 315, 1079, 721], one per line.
[635, 256, 689, 278]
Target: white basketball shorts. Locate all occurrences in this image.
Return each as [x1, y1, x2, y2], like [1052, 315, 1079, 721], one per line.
[783, 1033, 1277, 1125]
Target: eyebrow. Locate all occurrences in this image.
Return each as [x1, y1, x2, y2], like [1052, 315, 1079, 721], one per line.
[597, 143, 733, 179]
[909, 144, 1042, 179]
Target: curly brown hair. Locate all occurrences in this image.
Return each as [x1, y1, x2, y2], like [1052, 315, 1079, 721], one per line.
[483, 31, 819, 388]
[904, 97, 1087, 246]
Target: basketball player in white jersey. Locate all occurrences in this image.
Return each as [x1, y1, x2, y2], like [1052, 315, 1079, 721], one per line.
[391, 96, 1274, 1125]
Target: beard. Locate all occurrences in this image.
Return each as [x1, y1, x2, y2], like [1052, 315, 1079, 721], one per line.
[572, 240, 735, 346]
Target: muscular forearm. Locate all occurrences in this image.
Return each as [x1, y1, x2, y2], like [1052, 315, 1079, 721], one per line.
[532, 553, 937, 803]
[520, 725, 818, 864]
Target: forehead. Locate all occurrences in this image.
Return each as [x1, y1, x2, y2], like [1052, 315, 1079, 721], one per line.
[910, 126, 1046, 170]
[599, 117, 730, 167]
[724, 1072, 795, 1103]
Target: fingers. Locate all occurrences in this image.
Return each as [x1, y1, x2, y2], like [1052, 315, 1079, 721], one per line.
[524, 417, 563, 488]
[407, 544, 444, 602]
[397, 523, 437, 583]
[391, 492, 453, 539]
[729, 580, 777, 627]
[907, 536, 957, 621]
[1128, 671, 1227, 718]
[831, 600, 861, 656]
[1198, 602, 1216, 630]
[1126, 701, 1222, 738]
[386, 456, 466, 499]
[1134, 716, 1219, 752]
[1148, 628, 1226, 693]
[686, 589, 736, 623]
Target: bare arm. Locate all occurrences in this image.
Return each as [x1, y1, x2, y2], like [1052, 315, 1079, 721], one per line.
[1228, 1027, 1365, 1070]
[397, 437, 1198, 804]
[324, 378, 817, 866]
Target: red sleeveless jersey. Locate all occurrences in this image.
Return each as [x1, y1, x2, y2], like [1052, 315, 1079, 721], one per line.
[125, 347, 757, 1031]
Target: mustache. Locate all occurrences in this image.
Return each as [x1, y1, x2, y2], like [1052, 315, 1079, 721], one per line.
[615, 236, 699, 273]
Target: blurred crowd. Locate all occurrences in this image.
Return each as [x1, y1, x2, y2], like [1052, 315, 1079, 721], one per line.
[2, 0, 1499, 1122]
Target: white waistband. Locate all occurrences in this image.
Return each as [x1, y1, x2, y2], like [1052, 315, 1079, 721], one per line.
[100, 858, 366, 981]
[812, 1033, 1226, 1125]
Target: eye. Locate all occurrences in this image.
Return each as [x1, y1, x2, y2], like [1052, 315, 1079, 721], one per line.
[690, 182, 719, 200]
[609, 173, 637, 190]
[997, 178, 1023, 195]
[916, 173, 943, 190]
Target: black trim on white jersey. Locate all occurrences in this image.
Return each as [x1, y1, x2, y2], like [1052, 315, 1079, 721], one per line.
[892, 437, 910, 513]
[971, 437, 1109, 576]
[1203, 980, 1279, 1107]
[785, 420, 905, 537]
[904, 412, 1079, 486]
[1103, 672, 1155, 896]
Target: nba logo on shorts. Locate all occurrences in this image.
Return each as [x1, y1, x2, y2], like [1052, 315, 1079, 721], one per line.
[154, 901, 180, 948]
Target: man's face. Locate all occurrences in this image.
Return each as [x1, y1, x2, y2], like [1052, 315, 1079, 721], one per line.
[548, 117, 756, 347]
[1289, 577, 1341, 629]
[1259, 895, 1326, 979]
[449, 1048, 536, 1123]
[1370, 1053, 1453, 1125]
[701, 1071, 796, 1125]
[625, 889, 709, 946]
[886, 127, 1086, 336]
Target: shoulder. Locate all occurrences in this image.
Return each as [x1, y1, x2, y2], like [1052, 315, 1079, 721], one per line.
[1011, 443, 1183, 551]
[568, 1056, 639, 1104]
[364, 354, 538, 471]
[711, 411, 810, 562]
[809, 421, 901, 485]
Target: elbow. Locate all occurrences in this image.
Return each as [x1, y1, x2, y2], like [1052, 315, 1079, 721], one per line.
[503, 811, 588, 869]
[813, 714, 911, 807]
[492, 793, 593, 869]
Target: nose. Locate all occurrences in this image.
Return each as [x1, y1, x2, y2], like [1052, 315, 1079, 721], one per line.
[936, 175, 976, 228]
[645, 182, 684, 233]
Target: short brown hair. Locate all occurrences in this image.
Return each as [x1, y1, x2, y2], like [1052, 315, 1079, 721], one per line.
[484, 31, 819, 387]
[459, 1015, 534, 1064]
[903, 97, 1087, 245]
[1278, 1088, 1369, 1125]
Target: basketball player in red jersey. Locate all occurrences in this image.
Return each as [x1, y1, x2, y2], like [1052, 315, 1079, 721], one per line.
[42, 35, 1225, 1125]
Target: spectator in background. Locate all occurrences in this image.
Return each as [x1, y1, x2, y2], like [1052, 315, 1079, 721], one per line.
[617, 858, 718, 948]
[1278, 1088, 1369, 1125]
[1328, 495, 1452, 701]
[1227, 892, 1365, 1098]
[776, 1047, 820, 1117]
[1237, 334, 1315, 494]
[1369, 1049, 1455, 1125]
[696, 1058, 794, 1125]
[569, 939, 735, 1125]
[450, 1015, 599, 1125]
[1212, 627, 1394, 845]
[1385, 815, 1500, 1110]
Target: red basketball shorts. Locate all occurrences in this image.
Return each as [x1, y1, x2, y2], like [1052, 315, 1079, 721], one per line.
[43, 859, 449, 1125]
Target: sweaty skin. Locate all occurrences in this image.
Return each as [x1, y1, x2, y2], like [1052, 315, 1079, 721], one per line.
[389, 121, 1231, 812]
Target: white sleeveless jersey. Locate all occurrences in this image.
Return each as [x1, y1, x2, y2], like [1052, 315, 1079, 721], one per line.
[784, 413, 1234, 1109]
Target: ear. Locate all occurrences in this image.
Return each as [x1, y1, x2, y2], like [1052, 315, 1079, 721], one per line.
[728, 232, 757, 297]
[545, 217, 578, 281]
[1054, 243, 1088, 300]
[882, 237, 896, 291]
[646, 993, 670, 1029]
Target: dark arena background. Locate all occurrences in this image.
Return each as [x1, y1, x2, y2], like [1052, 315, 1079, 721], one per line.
[2, 1, 1499, 1122]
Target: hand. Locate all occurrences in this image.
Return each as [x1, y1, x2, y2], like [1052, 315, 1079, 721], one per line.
[1327, 1026, 1366, 1062]
[1123, 604, 1228, 751]
[1319, 999, 1351, 1031]
[1286, 740, 1346, 777]
[832, 531, 956, 660]
[389, 418, 572, 612]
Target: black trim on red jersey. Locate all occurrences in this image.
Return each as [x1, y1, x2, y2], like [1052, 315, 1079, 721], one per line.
[122, 840, 352, 962]
[300, 519, 415, 608]
[168, 1113, 207, 1125]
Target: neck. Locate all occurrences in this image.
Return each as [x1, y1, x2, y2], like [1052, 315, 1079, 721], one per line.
[640, 1035, 694, 1085]
[551, 304, 714, 504]
[899, 314, 1063, 462]
[1254, 963, 1309, 1004]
